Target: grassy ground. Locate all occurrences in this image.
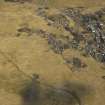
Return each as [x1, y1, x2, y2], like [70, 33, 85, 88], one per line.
[0, 1, 105, 105]
[35, 0, 105, 8]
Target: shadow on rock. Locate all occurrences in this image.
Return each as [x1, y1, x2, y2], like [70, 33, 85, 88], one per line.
[62, 81, 95, 105]
[20, 74, 94, 105]
[20, 74, 40, 105]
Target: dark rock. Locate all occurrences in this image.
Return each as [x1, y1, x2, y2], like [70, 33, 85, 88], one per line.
[71, 57, 87, 68]
[102, 76, 105, 79]
[17, 27, 32, 33]
[72, 57, 82, 68]
[95, 53, 105, 62]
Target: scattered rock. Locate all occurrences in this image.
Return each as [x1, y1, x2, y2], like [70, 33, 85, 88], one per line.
[72, 57, 86, 68]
